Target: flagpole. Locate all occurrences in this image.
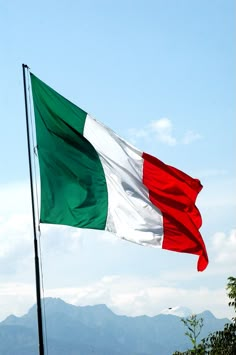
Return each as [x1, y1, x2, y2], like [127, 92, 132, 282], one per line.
[22, 64, 45, 355]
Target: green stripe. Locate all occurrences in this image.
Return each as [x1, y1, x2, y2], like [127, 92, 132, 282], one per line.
[30, 74, 108, 229]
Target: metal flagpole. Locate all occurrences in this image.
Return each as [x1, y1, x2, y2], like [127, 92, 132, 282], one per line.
[22, 64, 45, 355]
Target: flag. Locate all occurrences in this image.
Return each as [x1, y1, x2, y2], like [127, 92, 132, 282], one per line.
[30, 73, 208, 271]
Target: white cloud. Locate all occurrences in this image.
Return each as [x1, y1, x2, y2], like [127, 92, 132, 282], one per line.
[197, 177, 236, 208]
[0, 283, 35, 320]
[211, 230, 236, 265]
[39, 224, 82, 255]
[0, 273, 233, 322]
[127, 118, 201, 146]
[182, 130, 202, 144]
[197, 169, 228, 178]
[0, 181, 34, 268]
[0, 213, 34, 280]
[0, 212, 82, 273]
[127, 128, 148, 144]
[0, 181, 235, 324]
[43, 276, 231, 319]
[0, 181, 31, 215]
[149, 118, 177, 146]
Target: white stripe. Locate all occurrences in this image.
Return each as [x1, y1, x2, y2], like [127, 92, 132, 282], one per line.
[84, 115, 163, 247]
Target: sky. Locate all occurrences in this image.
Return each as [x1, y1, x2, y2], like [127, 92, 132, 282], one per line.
[0, 0, 235, 323]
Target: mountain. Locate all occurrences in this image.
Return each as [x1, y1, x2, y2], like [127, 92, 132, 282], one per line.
[0, 298, 229, 355]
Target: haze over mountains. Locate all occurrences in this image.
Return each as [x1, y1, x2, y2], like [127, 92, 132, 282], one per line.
[0, 298, 229, 355]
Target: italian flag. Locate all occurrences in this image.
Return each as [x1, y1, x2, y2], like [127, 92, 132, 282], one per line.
[30, 73, 208, 272]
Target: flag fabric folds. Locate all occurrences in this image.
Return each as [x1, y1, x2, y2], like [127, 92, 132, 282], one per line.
[30, 73, 208, 271]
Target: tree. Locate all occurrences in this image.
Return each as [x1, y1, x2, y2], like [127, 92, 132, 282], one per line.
[200, 276, 236, 354]
[182, 314, 203, 352]
[173, 314, 204, 355]
[227, 276, 236, 319]
[173, 276, 236, 355]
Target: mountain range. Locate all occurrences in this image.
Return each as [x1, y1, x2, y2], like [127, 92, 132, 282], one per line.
[0, 298, 229, 355]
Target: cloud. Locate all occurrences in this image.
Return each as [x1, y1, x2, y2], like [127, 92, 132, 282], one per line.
[0, 212, 84, 276]
[0, 272, 233, 322]
[149, 118, 177, 146]
[44, 276, 231, 319]
[39, 224, 82, 255]
[0, 212, 35, 281]
[182, 130, 202, 144]
[211, 230, 236, 265]
[127, 118, 201, 146]
[0, 181, 235, 324]
[0, 181, 98, 258]
[197, 177, 236, 209]
[197, 169, 228, 178]
[38, 230, 236, 320]
[128, 128, 148, 142]
[0, 181, 34, 271]
[0, 181, 31, 215]
[0, 283, 35, 320]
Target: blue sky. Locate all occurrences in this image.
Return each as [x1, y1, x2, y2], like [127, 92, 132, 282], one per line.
[0, 0, 235, 321]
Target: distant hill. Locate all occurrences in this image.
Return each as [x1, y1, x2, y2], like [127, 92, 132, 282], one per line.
[0, 298, 230, 355]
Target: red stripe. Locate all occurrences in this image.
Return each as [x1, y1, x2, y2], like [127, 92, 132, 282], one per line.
[142, 152, 208, 272]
